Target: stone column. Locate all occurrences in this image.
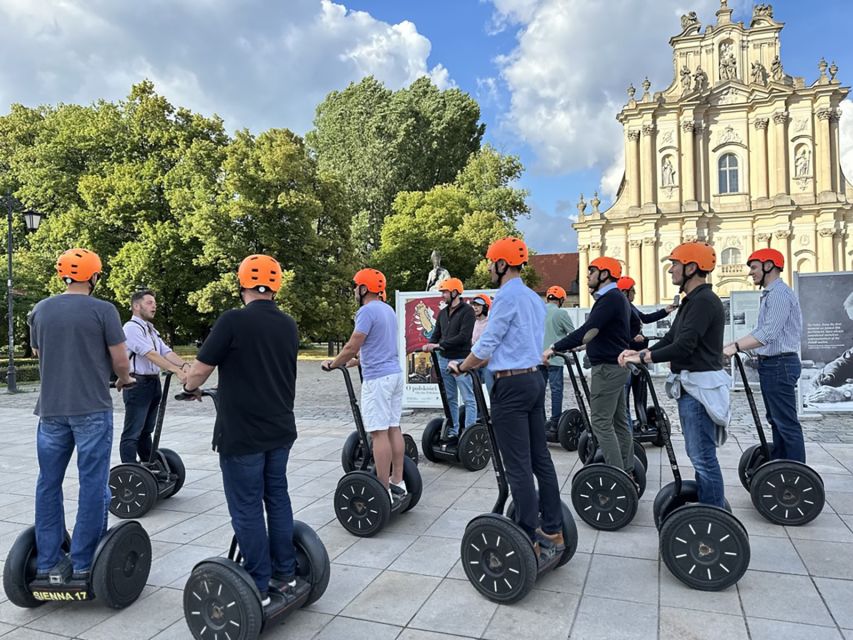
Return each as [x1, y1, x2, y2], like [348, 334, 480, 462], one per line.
[816, 109, 833, 193]
[627, 130, 641, 207]
[629, 239, 642, 284]
[680, 121, 696, 203]
[772, 230, 792, 283]
[818, 228, 836, 271]
[694, 122, 706, 204]
[772, 111, 790, 197]
[755, 232, 772, 249]
[831, 109, 843, 194]
[753, 118, 769, 199]
[578, 244, 590, 307]
[642, 237, 659, 304]
[641, 124, 657, 206]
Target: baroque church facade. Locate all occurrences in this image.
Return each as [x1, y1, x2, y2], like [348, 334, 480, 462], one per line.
[573, 1, 852, 306]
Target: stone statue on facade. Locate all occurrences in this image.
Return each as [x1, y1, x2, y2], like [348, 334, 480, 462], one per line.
[693, 66, 708, 91]
[661, 157, 676, 187]
[719, 44, 737, 81]
[795, 147, 811, 178]
[590, 192, 601, 215]
[751, 61, 767, 85]
[577, 194, 587, 217]
[426, 249, 451, 291]
[680, 64, 693, 93]
[753, 4, 773, 19]
[680, 12, 698, 30]
[770, 55, 784, 81]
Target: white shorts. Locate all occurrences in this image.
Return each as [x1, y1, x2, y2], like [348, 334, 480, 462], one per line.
[361, 372, 404, 432]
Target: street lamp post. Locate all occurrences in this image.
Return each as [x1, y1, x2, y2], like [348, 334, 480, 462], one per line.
[4, 192, 43, 393]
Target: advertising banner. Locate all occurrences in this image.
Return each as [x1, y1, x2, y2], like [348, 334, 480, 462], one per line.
[795, 271, 853, 413]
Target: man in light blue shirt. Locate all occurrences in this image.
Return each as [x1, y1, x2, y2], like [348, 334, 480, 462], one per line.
[449, 237, 565, 565]
[723, 249, 805, 462]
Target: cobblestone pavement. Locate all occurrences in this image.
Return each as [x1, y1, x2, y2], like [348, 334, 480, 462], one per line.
[0, 361, 851, 639]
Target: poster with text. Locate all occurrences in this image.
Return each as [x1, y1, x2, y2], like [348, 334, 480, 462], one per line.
[729, 290, 762, 389]
[795, 271, 853, 413]
[397, 289, 496, 409]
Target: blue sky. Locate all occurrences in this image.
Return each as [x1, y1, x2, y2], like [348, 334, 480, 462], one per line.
[1, 0, 850, 254]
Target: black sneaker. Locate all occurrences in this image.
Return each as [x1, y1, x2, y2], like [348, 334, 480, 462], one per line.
[269, 574, 296, 594]
[71, 569, 91, 582]
[390, 482, 408, 499]
[259, 591, 271, 607]
[45, 556, 72, 585]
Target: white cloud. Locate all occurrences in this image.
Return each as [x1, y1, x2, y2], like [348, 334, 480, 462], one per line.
[518, 205, 577, 252]
[489, 0, 750, 195]
[0, 0, 449, 134]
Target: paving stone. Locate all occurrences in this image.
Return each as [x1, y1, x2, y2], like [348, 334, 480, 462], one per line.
[785, 512, 853, 542]
[658, 568, 742, 615]
[814, 577, 853, 629]
[738, 570, 835, 626]
[660, 606, 749, 640]
[388, 535, 461, 577]
[584, 554, 658, 605]
[306, 563, 381, 615]
[746, 534, 807, 574]
[595, 524, 660, 561]
[311, 616, 401, 640]
[334, 533, 417, 570]
[483, 588, 577, 640]
[341, 570, 441, 627]
[423, 508, 483, 540]
[746, 618, 843, 640]
[533, 551, 591, 596]
[409, 578, 498, 638]
[150, 513, 231, 544]
[570, 595, 657, 640]
[397, 630, 476, 640]
[793, 539, 853, 579]
[79, 587, 183, 640]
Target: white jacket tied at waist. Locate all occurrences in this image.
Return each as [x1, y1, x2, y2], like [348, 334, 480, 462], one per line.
[665, 370, 731, 446]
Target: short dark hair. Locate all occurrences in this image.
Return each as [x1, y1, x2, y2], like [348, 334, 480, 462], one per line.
[131, 289, 155, 306]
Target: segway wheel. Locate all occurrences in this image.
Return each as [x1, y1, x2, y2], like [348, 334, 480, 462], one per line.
[659, 505, 750, 591]
[458, 424, 491, 471]
[92, 521, 151, 609]
[421, 417, 443, 463]
[749, 461, 825, 526]
[184, 561, 262, 640]
[590, 452, 647, 499]
[158, 448, 186, 499]
[293, 520, 331, 605]
[738, 444, 767, 491]
[400, 455, 423, 512]
[340, 430, 365, 473]
[571, 464, 638, 531]
[2, 526, 71, 608]
[403, 433, 419, 465]
[461, 515, 537, 604]
[577, 431, 595, 465]
[109, 464, 159, 518]
[334, 471, 390, 537]
[646, 406, 667, 447]
[557, 409, 583, 452]
[632, 440, 648, 471]
[505, 498, 578, 568]
[653, 481, 732, 530]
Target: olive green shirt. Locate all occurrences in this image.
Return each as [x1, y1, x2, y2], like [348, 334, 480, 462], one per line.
[543, 302, 575, 366]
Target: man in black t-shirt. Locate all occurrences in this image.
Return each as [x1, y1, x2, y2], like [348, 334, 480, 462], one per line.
[183, 254, 304, 607]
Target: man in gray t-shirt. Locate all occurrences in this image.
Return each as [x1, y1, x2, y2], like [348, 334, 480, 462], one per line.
[27, 248, 134, 583]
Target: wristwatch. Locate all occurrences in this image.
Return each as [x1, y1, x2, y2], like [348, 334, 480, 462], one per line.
[639, 350, 649, 364]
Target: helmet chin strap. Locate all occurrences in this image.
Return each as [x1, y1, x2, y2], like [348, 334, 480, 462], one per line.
[588, 270, 607, 293]
[676, 264, 699, 293]
[494, 262, 508, 287]
[758, 262, 774, 288]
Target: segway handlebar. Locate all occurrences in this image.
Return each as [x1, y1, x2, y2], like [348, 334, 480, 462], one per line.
[174, 388, 218, 401]
[732, 353, 771, 454]
[464, 367, 509, 515]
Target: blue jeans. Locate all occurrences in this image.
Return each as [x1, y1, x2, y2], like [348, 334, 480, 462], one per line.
[758, 355, 805, 463]
[676, 393, 726, 508]
[540, 365, 564, 420]
[120, 376, 162, 463]
[220, 447, 296, 593]
[437, 354, 477, 435]
[35, 411, 113, 573]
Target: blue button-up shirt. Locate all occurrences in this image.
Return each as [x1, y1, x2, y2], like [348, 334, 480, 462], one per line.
[751, 278, 802, 356]
[124, 316, 172, 375]
[472, 277, 545, 370]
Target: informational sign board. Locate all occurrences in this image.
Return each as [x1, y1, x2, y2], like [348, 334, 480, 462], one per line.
[728, 291, 762, 389]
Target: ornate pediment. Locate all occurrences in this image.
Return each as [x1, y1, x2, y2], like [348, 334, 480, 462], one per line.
[712, 86, 748, 106]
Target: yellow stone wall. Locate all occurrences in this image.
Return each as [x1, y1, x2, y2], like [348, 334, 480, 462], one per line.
[573, 3, 853, 306]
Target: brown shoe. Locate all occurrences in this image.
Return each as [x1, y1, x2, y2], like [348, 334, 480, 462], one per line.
[535, 528, 565, 552]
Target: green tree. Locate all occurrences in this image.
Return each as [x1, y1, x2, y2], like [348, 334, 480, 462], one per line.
[307, 76, 485, 256]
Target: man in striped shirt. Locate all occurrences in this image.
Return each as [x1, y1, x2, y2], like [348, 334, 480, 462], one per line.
[723, 249, 805, 463]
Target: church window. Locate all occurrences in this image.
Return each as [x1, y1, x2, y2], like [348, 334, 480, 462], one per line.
[718, 153, 739, 193]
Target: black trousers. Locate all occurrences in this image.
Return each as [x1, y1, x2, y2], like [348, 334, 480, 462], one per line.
[120, 376, 162, 463]
[490, 371, 563, 538]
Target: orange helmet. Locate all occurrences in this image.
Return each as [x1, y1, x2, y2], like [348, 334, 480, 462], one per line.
[471, 293, 491, 308]
[747, 248, 784, 270]
[353, 268, 386, 294]
[486, 237, 528, 266]
[668, 241, 716, 272]
[617, 276, 636, 291]
[546, 285, 567, 300]
[56, 248, 102, 283]
[238, 254, 282, 292]
[438, 277, 464, 296]
[589, 256, 622, 279]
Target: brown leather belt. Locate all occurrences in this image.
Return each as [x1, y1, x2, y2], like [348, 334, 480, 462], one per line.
[493, 367, 538, 380]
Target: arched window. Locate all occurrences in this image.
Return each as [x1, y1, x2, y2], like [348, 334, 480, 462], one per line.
[721, 247, 741, 265]
[719, 153, 739, 193]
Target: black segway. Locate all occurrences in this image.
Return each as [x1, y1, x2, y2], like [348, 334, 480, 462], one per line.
[627, 338, 666, 447]
[420, 351, 491, 471]
[3, 521, 151, 609]
[734, 354, 824, 526]
[460, 369, 578, 604]
[630, 363, 750, 591]
[173, 389, 331, 640]
[108, 372, 187, 518]
[541, 359, 585, 452]
[328, 366, 422, 537]
[572, 351, 649, 470]
[341, 366, 419, 472]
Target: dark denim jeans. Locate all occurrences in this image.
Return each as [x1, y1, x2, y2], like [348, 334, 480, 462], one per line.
[437, 354, 477, 435]
[676, 392, 726, 508]
[490, 372, 562, 538]
[35, 411, 113, 573]
[120, 376, 162, 463]
[540, 365, 564, 421]
[220, 446, 296, 593]
[758, 354, 805, 463]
